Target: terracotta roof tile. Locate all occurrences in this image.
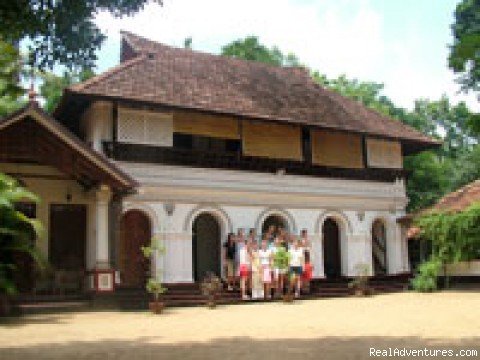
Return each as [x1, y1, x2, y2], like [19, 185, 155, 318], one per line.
[431, 180, 480, 213]
[69, 31, 438, 146]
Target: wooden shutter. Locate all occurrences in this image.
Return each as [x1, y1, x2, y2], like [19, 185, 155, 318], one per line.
[366, 138, 402, 169]
[173, 111, 240, 139]
[311, 130, 363, 168]
[242, 121, 302, 161]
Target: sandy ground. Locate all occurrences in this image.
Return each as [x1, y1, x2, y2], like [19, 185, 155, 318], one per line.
[1, 291, 479, 359]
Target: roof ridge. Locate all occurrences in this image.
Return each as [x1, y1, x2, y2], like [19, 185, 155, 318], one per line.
[119, 30, 310, 74]
[70, 54, 147, 92]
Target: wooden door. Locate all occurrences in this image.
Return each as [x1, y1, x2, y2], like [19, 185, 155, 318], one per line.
[120, 210, 151, 287]
[193, 213, 220, 282]
[49, 204, 86, 271]
[323, 218, 341, 278]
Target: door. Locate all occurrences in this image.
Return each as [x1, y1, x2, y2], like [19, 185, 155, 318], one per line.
[120, 210, 151, 287]
[49, 204, 87, 271]
[323, 218, 341, 278]
[193, 213, 221, 281]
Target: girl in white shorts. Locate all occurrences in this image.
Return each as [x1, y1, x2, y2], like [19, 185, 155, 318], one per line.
[258, 239, 273, 300]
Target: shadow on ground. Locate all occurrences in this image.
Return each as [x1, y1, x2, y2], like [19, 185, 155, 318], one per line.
[1, 336, 478, 360]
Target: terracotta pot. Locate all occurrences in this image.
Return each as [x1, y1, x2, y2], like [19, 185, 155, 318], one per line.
[149, 301, 164, 314]
[283, 293, 294, 303]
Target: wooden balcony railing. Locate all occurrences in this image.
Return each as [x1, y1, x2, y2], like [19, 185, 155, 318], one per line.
[103, 142, 408, 182]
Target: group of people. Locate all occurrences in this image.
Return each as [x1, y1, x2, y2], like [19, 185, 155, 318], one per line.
[223, 225, 313, 300]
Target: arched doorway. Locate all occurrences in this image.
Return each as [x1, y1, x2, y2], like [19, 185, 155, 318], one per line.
[323, 218, 341, 278]
[119, 210, 151, 287]
[372, 219, 387, 276]
[262, 214, 288, 236]
[193, 213, 221, 281]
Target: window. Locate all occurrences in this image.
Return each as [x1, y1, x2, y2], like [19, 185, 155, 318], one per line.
[117, 107, 173, 146]
[173, 133, 240, 153]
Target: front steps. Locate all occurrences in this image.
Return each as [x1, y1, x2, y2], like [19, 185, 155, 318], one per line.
[12, 275, 411, 314]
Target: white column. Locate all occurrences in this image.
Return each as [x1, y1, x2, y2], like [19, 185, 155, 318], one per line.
[94, 184, 112, 269]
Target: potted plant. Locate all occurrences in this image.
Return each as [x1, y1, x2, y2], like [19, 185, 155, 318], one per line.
[283, 272, 295, 303]
[141, 236, 167, 314]
[146, 278, 167, 314]
[200, 272, 223, 308]
[348, 263, 372, 296]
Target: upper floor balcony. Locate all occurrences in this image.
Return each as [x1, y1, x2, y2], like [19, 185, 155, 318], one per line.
[102, 141, 407, 183]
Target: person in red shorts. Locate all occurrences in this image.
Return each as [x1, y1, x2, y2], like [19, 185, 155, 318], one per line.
[301, 229, 313, 294]
[238, 238, 252, 300]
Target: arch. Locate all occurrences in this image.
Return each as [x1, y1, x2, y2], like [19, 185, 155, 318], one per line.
[316, 210, 351, 278]
[119, 209, 152, 287]
[122, 202, 159, 233]
[315, 210, 352, 235]
[184, 204, 233, 233]
[322, 217, 342, 278]
[254, 207, 297, 236]
[192, 212, 222, 281]
[371, 218, 388, 276]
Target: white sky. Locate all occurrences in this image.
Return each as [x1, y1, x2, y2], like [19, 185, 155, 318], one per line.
[94, 0, 479, 111]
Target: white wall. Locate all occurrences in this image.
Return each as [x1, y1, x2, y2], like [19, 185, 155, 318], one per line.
[119, 163, 410, 283]
[0, 163, 96, 266]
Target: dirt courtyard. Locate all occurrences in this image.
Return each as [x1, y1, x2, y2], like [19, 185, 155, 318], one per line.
[1, 291, 479, 359]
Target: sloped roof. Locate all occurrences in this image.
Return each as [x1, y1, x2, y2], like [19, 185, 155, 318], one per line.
[405, 180, 480, 239]
[0, 101, 137, 192]
[65, 31, 438, 149]
[430, 180, 480, 212]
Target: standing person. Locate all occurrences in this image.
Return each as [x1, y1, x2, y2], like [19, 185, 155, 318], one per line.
[272, 237, 289, 298]
[289, 239, 305, 298]
[250, 241, 264, 300]
[278, 226, 287, 249]
[300, 229, 313, 294]
[248, 228, 257, 243]
[238, 237, 251, 300]
[264, 224, 276, 244]
[258, 239, 273, 299]
[223, 233, 236, 291]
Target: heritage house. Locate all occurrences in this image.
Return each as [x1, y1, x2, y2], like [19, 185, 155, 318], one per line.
[0, 32, 439, 294]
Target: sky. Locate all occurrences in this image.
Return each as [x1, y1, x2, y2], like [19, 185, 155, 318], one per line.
[93, 0, 479, 111]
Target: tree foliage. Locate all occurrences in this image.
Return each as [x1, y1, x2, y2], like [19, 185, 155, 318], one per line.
[39, 69, 95, 113]
[222, 36, 300, 67]
[0, 0, 162, 70]
[448, 0, 480, 94]
[0, 173, 44, 295]
[0, 40, 25, 116]
[415, 203, 480, 263]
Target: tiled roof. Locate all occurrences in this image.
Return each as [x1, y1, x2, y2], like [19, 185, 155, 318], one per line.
[68, 31, 439, 146]
[431, 180, 480, 213]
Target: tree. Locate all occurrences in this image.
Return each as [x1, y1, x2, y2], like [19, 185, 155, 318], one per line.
[0, 40, 24, 116]
[0, 1, 162, 71]
[39, 69, 95, 113]
[0, 173, 44, 297]
[403, 152, 452, 212]
[448, 0, 480, 94]
[221, 36, 300, 67]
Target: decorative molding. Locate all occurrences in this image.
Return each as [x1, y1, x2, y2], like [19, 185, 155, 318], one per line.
[183, 203, 233, 233]
[315, 209, 353, 235]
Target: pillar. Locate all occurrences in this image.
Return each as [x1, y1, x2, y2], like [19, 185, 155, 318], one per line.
[88, 184, 115, 293]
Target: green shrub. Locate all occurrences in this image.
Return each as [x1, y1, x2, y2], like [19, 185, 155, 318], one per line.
[411, 258, 442, 292]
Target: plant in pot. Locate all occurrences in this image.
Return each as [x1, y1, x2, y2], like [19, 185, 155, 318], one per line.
[348, 263, 372, 296]
[146, 278, 167, 314]
[141, 236, 167, 314]
[200, 272, 223, 309]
